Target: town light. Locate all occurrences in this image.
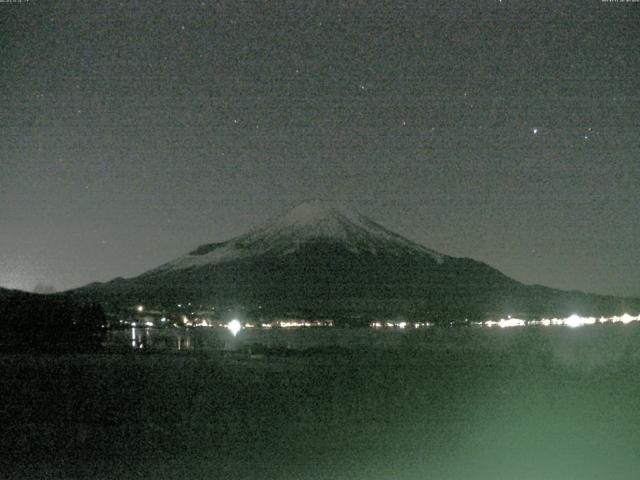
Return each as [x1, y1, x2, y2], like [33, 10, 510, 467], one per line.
[227, 319, 242, 336]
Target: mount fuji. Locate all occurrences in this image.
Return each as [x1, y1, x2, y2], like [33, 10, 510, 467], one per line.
[148, 202, 445, 274]
[72, 203, 639, 324]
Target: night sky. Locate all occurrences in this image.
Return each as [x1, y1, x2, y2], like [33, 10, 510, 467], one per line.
[1, 0, 638, 297]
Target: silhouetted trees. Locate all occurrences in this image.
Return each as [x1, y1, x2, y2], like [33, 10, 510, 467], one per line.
[0, 288, 106, 349]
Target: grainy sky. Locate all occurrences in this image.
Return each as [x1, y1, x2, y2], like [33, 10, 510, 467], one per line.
[1, 0, 638, 297]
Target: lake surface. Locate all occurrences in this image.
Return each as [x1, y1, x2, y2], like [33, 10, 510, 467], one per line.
[2, 324, 640, 479]
[110, 325, 456, 351]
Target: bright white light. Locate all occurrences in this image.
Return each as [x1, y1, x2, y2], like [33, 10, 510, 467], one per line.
[136, 305, 144, 312]
[499, 318, 525, 328]
[562, 315, 595, 328]
[565, 314, 584, 328]
[533, 128, 539, 135]
[620, 313, 635, 324]
[144, 321, 154, 327]
[227, 319, 242, 336]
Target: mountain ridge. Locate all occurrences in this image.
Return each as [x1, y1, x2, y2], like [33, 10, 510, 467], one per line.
[70, 203, 640, 324]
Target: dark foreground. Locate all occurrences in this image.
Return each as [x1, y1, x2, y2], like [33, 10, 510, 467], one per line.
[2, 326, 640, 479]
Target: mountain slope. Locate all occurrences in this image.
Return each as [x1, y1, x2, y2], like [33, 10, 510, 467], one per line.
[144, 203, 444, 275]
[72, 203, 640, 323]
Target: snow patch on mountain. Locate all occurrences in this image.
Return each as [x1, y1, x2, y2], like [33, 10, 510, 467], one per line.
[146, 203, 445, 274]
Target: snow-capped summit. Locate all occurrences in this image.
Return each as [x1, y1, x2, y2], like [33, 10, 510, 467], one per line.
[148, 203, 444, 274]
[249, 201, 369, 242]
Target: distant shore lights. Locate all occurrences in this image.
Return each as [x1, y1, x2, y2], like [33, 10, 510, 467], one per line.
[483, 313, 640, 328]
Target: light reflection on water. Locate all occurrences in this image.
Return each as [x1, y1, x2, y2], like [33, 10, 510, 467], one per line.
[108, 322, 640, 361]
[109, 326, 433, 352]
[115, 326, 195, 351]
[106, 327, 377, 352]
